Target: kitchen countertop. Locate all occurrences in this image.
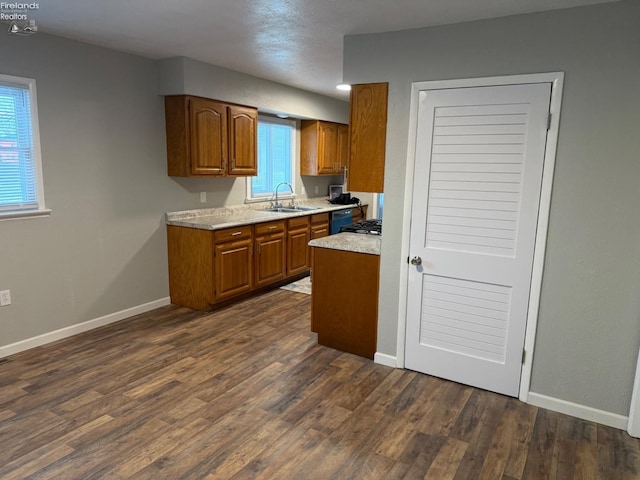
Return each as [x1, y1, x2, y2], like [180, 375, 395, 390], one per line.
[166, 199, 365, 231]
[308, 232, 381, 256]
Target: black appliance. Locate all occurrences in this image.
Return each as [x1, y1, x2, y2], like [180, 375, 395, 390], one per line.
[329, 193, 359, 205]
[340, 219, 382, 235]
[330, 209, 354, 235]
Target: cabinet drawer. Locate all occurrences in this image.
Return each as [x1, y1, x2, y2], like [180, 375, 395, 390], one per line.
[311, 213, 329, 225]
[310, 223, 329, 239]
[255, 220, 285, 236]
[214, 226, 252, 243]
[288, 216, 310, 230]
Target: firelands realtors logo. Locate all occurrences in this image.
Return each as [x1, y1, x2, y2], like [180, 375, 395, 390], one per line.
[1, 2, 40, 35]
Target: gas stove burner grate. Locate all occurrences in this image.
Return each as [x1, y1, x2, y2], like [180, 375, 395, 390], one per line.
[340, 219, 382, 235]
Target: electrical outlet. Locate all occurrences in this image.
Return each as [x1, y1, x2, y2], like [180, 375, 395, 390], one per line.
[0, 290, 11, 306]
[200, 192, 206, 203]
[314, 186, 319, 194]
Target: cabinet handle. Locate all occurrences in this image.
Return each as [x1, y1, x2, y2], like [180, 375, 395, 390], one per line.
[315, 228, 327, 234]
[268, 225, 277, 230]
[231, 231, 242, 236]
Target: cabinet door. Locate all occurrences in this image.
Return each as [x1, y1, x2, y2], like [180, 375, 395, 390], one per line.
[309, 221, 330, 269]
[318, 122, 338, 175]
[348, 83, 388, 192]
[189, 97, 227, 176]
[311, 248, 380, 359]
[167, 226, 215, 311]
[310, 222, 329, 240]
[336, 124, 349, 175]
[228, 105, 258, 176]
[255, 234, 286, 287]
[214, 238, 253, 300]
[287, 227, 310, 276]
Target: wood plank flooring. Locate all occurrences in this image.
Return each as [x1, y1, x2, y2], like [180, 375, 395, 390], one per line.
[0, 289, 639, 479]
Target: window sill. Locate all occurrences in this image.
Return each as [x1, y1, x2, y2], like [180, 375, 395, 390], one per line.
[245, 194, 296, 205]
[0, 209, 52, 221]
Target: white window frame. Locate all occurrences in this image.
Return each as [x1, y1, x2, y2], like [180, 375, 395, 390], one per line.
[372, 193, 384, 219]
[245, 115, 297, 204]
[0, 73, 48, 220]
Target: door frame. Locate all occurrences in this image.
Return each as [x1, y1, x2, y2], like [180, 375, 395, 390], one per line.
[398, 72, 564, 402]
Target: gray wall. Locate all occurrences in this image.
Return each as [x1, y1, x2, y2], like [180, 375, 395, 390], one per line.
[160, 56, 347, 206]
[160, 57, 350, 123]
[344, 0, 640, 416]
[0, 32, 346, 348]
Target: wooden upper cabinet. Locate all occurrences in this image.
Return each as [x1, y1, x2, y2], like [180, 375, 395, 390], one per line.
[336, 124, 349, 175]
[347, 83, 388, 192]
[165, 95, 257, 177]
[301, 120, 347, 176]
[318, 122, 338, 174]
[228, 105, 258, 176]
[190, 97, 227, 175]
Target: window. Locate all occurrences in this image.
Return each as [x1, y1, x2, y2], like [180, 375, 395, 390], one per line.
[376, 193, 384, 219]
[0, 74, 46, 219]
[246, 116, 295, 202]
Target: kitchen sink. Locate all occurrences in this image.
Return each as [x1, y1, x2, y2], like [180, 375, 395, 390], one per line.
[265, 206, 320, 213]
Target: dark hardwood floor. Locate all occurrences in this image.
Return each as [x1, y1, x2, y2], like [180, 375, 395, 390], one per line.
[0, 289, 638, 479]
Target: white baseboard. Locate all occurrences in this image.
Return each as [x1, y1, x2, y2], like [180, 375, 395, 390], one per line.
[374, 352, 398, 368]
[0, 297, 171, 359]
[528, 392, 629, 430]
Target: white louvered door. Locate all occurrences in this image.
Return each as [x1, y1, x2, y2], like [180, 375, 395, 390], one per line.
[405, 83, 551, 397]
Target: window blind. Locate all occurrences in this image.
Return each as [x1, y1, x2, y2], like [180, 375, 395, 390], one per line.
[0, 84, 38, 211]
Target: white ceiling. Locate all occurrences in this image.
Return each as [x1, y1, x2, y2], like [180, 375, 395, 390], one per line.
[25, 0, 616, 99]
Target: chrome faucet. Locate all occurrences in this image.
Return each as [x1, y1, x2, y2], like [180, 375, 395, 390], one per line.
[273, 182, 294, 208]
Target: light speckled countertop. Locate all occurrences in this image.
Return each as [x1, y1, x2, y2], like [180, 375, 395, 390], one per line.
[166, 199, 365, 231]
[308, 232, 381, 256]
[166, 199, 378, 255]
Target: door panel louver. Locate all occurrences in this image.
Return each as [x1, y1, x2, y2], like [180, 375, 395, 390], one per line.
[425, 104, 531, 257]
[420, 275, 511, 363]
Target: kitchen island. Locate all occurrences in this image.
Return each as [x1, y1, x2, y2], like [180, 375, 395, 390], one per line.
[308, 233, 381, 359]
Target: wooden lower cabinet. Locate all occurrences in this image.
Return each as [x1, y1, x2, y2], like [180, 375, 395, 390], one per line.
[214, 226, 253, 301]
[287, 216, 311, 276]
[352, 205, 368, 223]
[254, 221, 286, 287]
[309, 213, 329, 269]
[311, 247, 380, 359]
[167, 225, 215, 311]
[168, 222, 292, 310]
[168, 209, 366, 311]
[310, 213, 330, 239]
